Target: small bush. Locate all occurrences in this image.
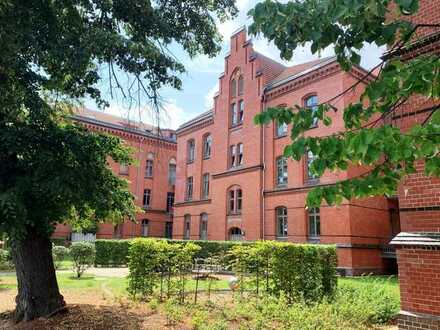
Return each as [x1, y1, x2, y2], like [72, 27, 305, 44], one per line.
[52, 245, 70, 269]
[94, 239, 130, 266]
[0, 249, 13, 270]
[70, 242, 95, 278]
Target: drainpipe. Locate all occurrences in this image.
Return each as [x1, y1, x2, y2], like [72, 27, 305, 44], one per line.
[261, 89, 267, 240]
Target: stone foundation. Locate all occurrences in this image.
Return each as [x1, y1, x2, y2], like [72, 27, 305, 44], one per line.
[398, 310, 440, 330]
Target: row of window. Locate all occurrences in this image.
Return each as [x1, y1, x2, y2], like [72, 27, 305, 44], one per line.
[185, 173, 210, 201]
[186, 151, 318, 203]
[120, 157, 177, 185]
[276, 151, 319, 187]
[187, 134, 212, 163]
[142, 189, 175, 212]
[181, 207, 320, 241]
[139, 220, 173, 238]
[276, 206, 321, 239]
[186, 96, 319, 166]
[275, 95, 319, 137]
[183, 213, 208, 240]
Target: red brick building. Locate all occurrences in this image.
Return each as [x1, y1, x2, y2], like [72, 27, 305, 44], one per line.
[53, 108, 177, 239]
[386, 0, 440, 328]
[173, 28, 399, 275]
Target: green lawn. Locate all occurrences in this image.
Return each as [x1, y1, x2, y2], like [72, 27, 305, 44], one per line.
[1, 272, 398, 298]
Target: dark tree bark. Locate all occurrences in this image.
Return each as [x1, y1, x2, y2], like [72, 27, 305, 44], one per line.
[11, 229, 66, 321]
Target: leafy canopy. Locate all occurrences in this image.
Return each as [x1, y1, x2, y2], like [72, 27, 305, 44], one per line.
[250, 0, 439, 207]
[0, 0, 237, 239]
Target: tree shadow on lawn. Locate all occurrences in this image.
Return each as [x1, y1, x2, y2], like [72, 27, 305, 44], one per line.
[0, 304, 150, 330]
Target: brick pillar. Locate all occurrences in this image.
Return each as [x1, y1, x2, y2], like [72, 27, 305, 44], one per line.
[391, 234, 440, 329]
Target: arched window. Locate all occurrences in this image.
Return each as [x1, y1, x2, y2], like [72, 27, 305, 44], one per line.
[199, 213, 208, 240]
[238, 76, 244, 95]
[276, 207, 288, 239]
[145, 152, 154, 178]
[168, 158, 176, 185]
[308, 207, 320, 241]
[230, 79, 237, 98]
[304, 95, 318, 128]
[187, 139, 195, 163]
[141, 219, 149, 237]
[183, 214, 191, 240]
[228, 186, 242, 215]
[229, 227, 243, 241]
[203, 134, 212, 159]
[276, 156, 288, 187]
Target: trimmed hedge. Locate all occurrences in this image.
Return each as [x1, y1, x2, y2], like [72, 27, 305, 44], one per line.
[229, 241, 337, 302]
[95, 239, 131, 266]
[128, 239, 200, 300]
[94, 238, 252, 267]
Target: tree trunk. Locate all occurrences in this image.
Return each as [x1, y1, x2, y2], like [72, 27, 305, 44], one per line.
[11, 229, 66, 321]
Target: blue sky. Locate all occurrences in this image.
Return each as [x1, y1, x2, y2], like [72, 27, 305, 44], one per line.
[86, 0, 384, 130]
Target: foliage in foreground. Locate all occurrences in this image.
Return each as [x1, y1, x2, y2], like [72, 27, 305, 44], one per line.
[250, 0, 439, 207]
[154, 276, 399, 330]
[70, 242, 95, 278]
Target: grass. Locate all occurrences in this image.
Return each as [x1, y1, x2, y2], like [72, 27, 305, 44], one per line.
[0, 273, 400, 329]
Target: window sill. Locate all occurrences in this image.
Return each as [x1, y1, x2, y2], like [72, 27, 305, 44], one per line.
[276, 183, 288, 189]
[308, 237, 320, 244]
[229, 123, 243, 131]
[142, 206, 151, 211]
[119, 172, 129, 176]
[203, 156, 211, 160]
[274, 134, 288, 140]
[276, 236, 288, 241]
[144, 176, 153, 179]
[186, 160, 194, 165]
[304, 178, 320, 186]
[227, 212, 242, 217]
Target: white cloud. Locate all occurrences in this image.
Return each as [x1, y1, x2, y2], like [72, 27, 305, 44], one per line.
[204, 83, 219, 109]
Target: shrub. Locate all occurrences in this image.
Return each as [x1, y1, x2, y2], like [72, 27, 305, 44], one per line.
[95, 238, 253, 269]
[52, 245, 70, 269]
[0, 249, 13, 270]
[51, 237, 69, 247]
[94, 239, 131, 266]
[229, 241, 337, 303]
[128, 238, 200, 300]
[70, 242, 95, 278]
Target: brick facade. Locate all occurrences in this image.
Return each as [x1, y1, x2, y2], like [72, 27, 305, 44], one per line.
[387, 0, 440, 328]
[174, 28, 398, 275]
[53, 108, 177, 239]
